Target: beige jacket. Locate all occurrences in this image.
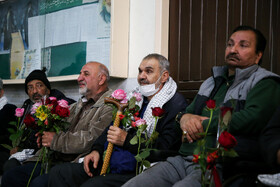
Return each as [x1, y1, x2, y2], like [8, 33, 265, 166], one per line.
[28, 89, 113, 162]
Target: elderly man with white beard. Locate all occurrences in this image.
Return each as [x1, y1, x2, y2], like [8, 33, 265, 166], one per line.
[2, 61, 113, 187]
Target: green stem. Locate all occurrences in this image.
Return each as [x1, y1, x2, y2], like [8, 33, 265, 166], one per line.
[204, 109, 213, 135]
[136, 133, 141, 175]
[26, 148, 44, 187]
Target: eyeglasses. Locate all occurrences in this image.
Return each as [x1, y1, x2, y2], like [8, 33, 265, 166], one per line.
[27, 83, 44, 92]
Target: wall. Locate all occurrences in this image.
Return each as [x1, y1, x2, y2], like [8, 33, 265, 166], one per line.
[4, 0, 169, 107]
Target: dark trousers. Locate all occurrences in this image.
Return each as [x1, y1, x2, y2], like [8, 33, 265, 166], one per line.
[1, 162, 48, 187]
[48, 162, 135, 187]
[0, 151, 9, 174]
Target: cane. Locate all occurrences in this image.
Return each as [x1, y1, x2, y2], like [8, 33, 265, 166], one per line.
[100, 97, 128, 175]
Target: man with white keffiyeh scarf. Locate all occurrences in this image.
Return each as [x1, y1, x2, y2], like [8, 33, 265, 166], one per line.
[48, 53, 188, 187]
[0, 78, 17, 175]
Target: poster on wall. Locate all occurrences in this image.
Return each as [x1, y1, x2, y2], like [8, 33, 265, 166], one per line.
[10, 32, 25, 79]
[0, 0, 39, 52]
[0, 0, 111, 79]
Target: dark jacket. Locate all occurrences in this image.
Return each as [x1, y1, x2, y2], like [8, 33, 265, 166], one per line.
[0, 103, 17, 152]
[260, 106, 280, 172]
[18, 89, 76, 150]
[91, 92, 188, 173]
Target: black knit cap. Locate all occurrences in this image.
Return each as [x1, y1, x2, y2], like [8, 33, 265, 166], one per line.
[25, 68, 51, 94]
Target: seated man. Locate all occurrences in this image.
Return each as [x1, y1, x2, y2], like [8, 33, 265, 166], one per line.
[48, 53, 188, 187]
[0, 78, 17, 175]
[1, 62, 113, 187]
[3, 68, 76, 171]
[122, 26, 280, 187]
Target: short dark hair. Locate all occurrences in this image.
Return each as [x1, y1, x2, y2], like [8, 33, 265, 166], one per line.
[232, 25, 266, 64]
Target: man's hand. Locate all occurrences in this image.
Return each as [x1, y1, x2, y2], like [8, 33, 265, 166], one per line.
[35, 132, 42, 148]
[41, 131, 56, 147]
[83, 150, 100, 177]
[107, 126, 128, 146]
[180, 113, 209, 143]
[10, 147, 19, 155]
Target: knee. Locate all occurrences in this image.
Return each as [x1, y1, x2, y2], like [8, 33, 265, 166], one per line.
[3, 158, 21, 173]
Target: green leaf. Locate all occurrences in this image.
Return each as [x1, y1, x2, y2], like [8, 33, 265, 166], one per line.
[129, 97, 136, 109]
[142, 160, 150, 167]
[223, 149, 238, 157]
[139, 150, 150, 159]
[193, 147, 201, 155]
[130, 136, 138, 145]
[7, 128, 16, 134]
[9, 121, 17, 126]
[1, 144, 12, 150]
[135, 154, 142, 162]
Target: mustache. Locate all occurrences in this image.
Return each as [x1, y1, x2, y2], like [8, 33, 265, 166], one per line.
[139, 79, 149, 84]
[32, 93, 42, 99]
[78, 81, 87, 86]
[226, 53, 240, 61]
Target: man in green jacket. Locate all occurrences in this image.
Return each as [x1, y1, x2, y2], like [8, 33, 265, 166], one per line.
[123, 25, 280, 187]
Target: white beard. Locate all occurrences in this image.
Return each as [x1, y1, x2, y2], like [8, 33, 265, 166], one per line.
[79, 87, 88, 96]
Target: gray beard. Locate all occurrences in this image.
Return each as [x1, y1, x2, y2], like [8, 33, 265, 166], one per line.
[79, 87, 88, 96]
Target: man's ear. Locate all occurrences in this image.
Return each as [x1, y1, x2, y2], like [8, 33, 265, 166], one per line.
[98, 74, 106, 85]
[255, 51, 263, 64]
[161, 71, 169, 83]
[47, 88, 50, 96]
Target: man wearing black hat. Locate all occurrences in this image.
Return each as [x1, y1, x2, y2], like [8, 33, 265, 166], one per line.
[3, 69, 76, 172]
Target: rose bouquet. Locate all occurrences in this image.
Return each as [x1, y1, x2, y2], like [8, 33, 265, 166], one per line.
[130, 107, 165, 175]
[26, 97, 70, 186]
[109, 89, 164, 175]
[192, 100, 238, 187]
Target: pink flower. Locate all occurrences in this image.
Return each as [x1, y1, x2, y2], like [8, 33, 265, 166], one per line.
[31, 102, 42, 114]
[58, 99, 69, 108]
[133, 92, 142, 102]
[15, 108, 25, 117]
[49, 97, 56, 101]
[135, 118, 146, 127]
[120, 98, 128, 104]
[112, 89, 127, 101]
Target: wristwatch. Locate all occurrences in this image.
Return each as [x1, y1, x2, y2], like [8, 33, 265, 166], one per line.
[175, 111, 186, 124]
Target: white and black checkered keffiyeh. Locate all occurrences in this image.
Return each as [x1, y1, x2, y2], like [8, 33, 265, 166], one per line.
[131, 77, 177, 137]
[0, 96, 8, 110]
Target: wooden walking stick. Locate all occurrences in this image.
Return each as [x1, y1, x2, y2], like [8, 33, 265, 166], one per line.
[100, 97, 128, 175]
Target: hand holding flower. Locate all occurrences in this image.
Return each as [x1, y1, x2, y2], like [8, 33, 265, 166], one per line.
[180, 113, 208, 143]
[41, 131, 56, 147]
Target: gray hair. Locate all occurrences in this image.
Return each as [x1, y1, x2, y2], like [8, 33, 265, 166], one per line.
[98, 64, 110, 81]
[142, 53, 170, 73]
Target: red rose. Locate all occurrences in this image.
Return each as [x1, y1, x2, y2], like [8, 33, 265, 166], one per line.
[220, 106, 233, 118]
[206, 100, 216, 109]
[192, 154, 199, 163]
[55, 105, 70, 118]
[24, 114, 36, 129]
[119, 114, 125, 120]
[207, 150, 219, 164]
[206, 151, 219, 170]
[218, 131, 237, 149]
[131, 121, 136, 128]
[133, 111, 139, 117]
[152, 107, 165, 117]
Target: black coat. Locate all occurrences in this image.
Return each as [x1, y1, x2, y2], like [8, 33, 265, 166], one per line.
[91, 92, 188, 164]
